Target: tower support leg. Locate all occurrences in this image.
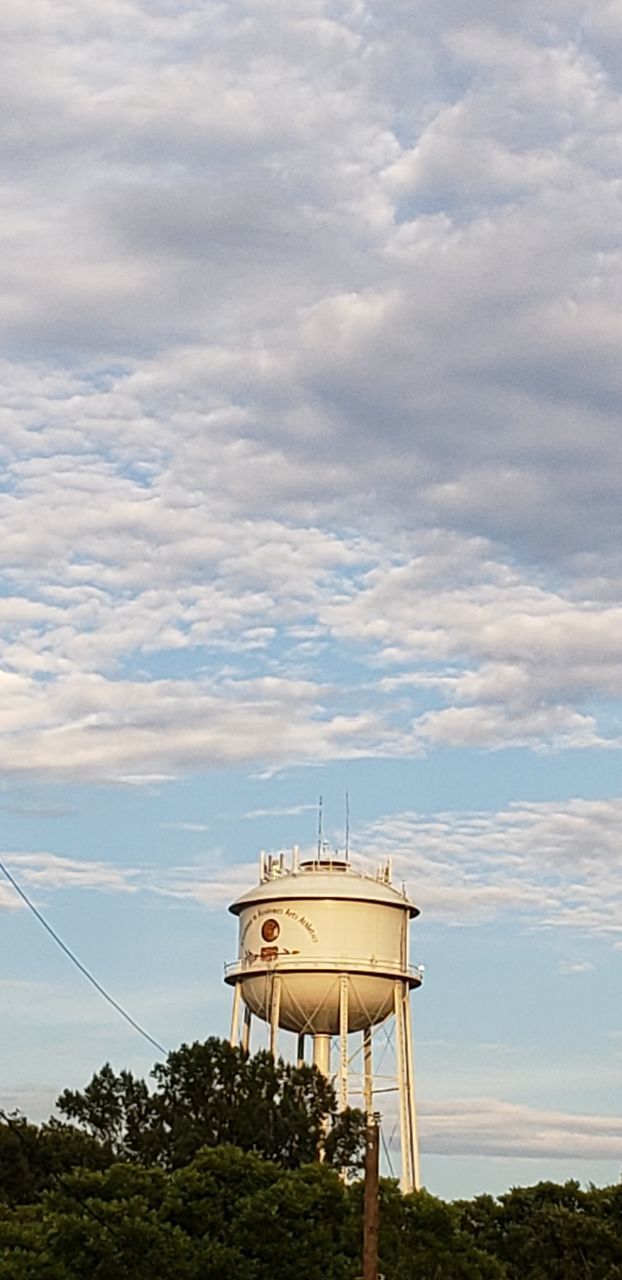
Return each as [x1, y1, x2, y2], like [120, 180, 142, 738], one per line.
[297, 1033, 305, 1068]
[313, 1034, 331, 1163]
[338, 975, 349, 1112]
[394, 979, 416, 1193]
[404, 985, 421, 1191]
[229, 982, 241, 1047]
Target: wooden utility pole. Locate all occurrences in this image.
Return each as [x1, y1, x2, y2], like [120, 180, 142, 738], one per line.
[362, 1113, 380, 1280]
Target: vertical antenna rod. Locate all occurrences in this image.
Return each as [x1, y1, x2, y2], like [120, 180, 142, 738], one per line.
[345, 790, 350, 860]
[317, 794, 323, 858]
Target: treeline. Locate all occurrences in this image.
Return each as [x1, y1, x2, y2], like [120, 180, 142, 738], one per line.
[1, 1038, 620, 1278]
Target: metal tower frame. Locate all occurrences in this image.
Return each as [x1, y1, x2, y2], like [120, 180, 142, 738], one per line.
[229, 968, 421, 1193]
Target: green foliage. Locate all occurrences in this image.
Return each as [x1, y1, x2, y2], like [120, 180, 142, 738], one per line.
[0, 1117, 112, 1206]
[4, 1040, 622, 1279]
[56, 1065, 156, 1163]
[0, 1149, 356, 1280]
[58, 1036, 365, 1171]
[3, 1139, 622, 1280]
[372, 1180, 507, 1280]
[234, 1161, 356, 1280]
[456, 1180, 622, 1279]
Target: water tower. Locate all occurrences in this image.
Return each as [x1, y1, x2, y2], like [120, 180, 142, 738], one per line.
[225, 846, 423, 1192]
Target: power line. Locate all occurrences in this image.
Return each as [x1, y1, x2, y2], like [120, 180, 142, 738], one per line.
[0, 1107, 177, 1279]
[0, 858, 167, 1057]
[0, 1106, 128, 1242]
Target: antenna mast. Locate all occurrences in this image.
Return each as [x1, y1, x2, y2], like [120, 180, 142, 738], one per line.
[317, 795, 323, 859]
[345, 791, 350, 860]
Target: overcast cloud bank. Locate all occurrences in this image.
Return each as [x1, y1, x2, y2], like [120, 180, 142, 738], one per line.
[2, 1, 622, 778]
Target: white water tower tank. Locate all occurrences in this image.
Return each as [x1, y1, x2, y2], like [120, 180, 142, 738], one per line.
[225, 848, 423, 1191]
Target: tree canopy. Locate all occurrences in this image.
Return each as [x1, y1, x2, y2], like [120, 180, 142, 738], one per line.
[2, 1037, 621, 1279]
[56, 1036, 367, 1171]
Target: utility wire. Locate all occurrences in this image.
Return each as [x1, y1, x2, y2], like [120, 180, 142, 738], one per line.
[0, 858, 167, 1057]
[0, 1106, 128, 1242]
[379, 1121, 396, 1181]
[0, 1107, 177, 1280]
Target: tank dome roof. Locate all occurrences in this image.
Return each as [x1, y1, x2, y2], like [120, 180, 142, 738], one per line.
[229, 858, 419, 918]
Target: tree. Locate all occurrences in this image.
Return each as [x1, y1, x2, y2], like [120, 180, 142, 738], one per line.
[9, 1039, 622, 1280]
[373, 1180, 508, 1280]
[456, 1181, 622, 1280]
[58, 1037, 366, 1172]
[0, 1149, 356, 1280]
[0, 1115, 112, 1207]
[56, 1064, 156, 1163]
[234, 1160, 356, 1280]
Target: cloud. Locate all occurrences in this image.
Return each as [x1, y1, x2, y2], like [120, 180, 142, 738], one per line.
[0, 668, 406, 781]
[3, 481, 622, 768]
[0, 0, 622, 782]
[0, 884, 21, 910]
[419, 1097, 622, 1160]
[0, 851, 142, 895]
[357, 797, 622, 939]
[161, 821, 208, 833]
[2, 792, 619, 949]
[243, 803, 320, 819]
[151, 859, 260, 909]
[557, 959, 595, 974]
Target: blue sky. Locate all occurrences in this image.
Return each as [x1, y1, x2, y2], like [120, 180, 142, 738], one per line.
[1, 0, 622, 1201]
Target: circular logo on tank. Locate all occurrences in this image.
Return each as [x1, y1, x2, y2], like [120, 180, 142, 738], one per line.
[261, 918, 280, 942]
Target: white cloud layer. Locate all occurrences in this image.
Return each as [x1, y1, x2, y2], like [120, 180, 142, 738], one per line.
[0, 0, 621, 777]
[419, 1097, 622, 1161]
[3, 794, 622, 945]
[1, 851, 141, 894]
[357, 797, 622, 940]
